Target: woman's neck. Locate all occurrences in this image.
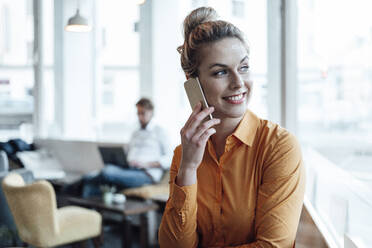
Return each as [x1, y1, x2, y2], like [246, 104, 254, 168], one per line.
[210, 116, 243, 159]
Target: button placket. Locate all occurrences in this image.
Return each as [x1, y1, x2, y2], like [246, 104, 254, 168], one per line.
[218, 165, 224, 242]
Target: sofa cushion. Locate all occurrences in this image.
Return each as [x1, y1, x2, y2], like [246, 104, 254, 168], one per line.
[122, 183, 169, 199]
[0, 142, 15, 156]
[122, 170, 170, 199]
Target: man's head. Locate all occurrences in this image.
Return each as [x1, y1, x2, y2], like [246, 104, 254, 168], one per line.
[136, 98, 154, 128]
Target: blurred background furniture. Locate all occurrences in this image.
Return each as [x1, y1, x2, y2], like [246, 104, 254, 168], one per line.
[122, 170, 170, 246]
[68, 196, 158, 248]
[0, 167, 34, 247]
[122, 170, 170, 210]
[33, 138, 128, 177]
[2, 172, 102, 247]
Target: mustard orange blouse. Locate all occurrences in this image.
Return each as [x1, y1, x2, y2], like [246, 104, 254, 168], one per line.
[159, 110, 305, 248]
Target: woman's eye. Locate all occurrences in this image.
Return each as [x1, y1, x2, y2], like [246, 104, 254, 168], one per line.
[240, 65, 250, 72]
[213, 70, 227, 76]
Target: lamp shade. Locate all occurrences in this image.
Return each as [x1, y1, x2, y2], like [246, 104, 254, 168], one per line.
[65, 9, 91, 32]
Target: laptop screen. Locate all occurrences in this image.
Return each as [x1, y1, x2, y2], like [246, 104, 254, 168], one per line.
[97, 147, 128, 168]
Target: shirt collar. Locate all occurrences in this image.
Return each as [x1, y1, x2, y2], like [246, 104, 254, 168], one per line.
[141, 120, 155, 131]
[232, 109, 260, 146]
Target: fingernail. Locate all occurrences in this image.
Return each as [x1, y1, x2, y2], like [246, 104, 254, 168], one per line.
[193, 102, 200, 110]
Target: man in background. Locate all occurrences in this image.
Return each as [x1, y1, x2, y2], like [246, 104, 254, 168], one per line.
[82, 98, 172, 197]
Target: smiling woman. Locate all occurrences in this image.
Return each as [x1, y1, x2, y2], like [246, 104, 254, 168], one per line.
[197, 38, 252, 121]
[159, 7, 305, 248]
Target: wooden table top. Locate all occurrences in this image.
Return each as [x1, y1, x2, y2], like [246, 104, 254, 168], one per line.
[67, 196, 159, 216]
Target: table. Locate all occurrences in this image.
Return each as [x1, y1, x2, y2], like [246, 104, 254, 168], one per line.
[148, 194, 168, 213]
[68, 197, 158, 248]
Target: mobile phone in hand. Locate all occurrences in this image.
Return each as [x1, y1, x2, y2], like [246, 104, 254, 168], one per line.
[184, 77, 213, 120]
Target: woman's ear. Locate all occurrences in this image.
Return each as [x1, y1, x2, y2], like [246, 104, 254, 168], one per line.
[186, 74, 190, 80]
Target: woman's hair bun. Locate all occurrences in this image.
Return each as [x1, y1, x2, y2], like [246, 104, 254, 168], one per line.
[178, 6, 247, 78]
[183, 7, 218, 40]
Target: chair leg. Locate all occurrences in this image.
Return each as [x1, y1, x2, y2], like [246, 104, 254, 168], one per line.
[71, 242, 79, 248]
[92, 236, 101, 248]
[78, 240, 87, 248]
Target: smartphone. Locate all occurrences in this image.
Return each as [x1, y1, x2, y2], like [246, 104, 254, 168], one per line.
[184, 77, 213, 120]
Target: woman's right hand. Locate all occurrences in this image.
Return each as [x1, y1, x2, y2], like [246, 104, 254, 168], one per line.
[176, 102, 220, 186]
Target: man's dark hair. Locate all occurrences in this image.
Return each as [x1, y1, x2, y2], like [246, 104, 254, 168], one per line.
[136, 98, 154, 111]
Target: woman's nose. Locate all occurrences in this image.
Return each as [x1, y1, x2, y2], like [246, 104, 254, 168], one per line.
[230, 72, 244, 89]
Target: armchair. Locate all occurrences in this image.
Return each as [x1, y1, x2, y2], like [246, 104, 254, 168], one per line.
[2, 173, 102, 247]
[0, 168, 33, 246]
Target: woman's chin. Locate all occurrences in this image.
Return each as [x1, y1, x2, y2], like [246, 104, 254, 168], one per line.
[214, 107, 247, 120]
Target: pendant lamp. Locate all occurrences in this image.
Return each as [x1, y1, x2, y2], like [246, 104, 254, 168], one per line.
[65, 9, 91, 32]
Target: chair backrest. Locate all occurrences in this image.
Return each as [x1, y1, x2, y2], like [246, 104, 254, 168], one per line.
[0, 151, 9, 172]
[2, 173, 58, 244]
[0, 169, 34, 232]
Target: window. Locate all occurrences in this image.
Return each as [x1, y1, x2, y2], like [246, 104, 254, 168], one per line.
[184, 0, 268, 118]
[0, 0, 34, 141]
[231, 0, 245, 18]
[98, 0, 140, 125]
[298, 0, 372, 246]
[206, 0, 268, 118]
[41, 0, 55, 126]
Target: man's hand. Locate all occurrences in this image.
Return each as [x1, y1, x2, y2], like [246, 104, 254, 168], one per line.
[129, 161, 161, 169]
[129, 160, 146, 168]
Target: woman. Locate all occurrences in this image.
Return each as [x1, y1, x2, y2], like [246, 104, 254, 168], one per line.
[159, 7, 305, 248]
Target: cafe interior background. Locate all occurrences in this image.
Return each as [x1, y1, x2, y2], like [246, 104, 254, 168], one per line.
[0, 0, 371, 247]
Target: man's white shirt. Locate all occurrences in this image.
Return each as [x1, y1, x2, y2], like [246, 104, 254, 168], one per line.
[127, 121, 172, 182]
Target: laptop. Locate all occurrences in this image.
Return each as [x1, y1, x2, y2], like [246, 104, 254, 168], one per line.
[98, 146, 129, 168]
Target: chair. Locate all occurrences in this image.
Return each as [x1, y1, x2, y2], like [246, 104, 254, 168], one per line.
[122, 170, 170, 214]
[2, 172, 102, 247]
[122, 170, 170, 201]
[0, 169, 34, 246]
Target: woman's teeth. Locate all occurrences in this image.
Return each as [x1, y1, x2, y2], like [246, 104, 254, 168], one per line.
[226, 93, 243, 101]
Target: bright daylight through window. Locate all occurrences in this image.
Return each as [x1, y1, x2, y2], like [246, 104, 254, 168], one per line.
[298, 0, 372, 246]
[0, 0, 34, 141]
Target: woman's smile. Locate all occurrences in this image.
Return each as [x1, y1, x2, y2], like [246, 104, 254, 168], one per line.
[222, 92, 247, 104]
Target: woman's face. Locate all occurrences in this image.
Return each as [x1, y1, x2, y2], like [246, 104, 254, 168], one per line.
[197, 37, 252, 120]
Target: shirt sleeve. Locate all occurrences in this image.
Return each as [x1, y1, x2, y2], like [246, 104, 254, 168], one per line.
[158, 146, 199, 248]
[227, 131, 305, 248]
[157, 126, 173, 170]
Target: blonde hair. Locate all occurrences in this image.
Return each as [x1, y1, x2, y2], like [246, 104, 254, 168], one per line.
[178, 7, 248, 78]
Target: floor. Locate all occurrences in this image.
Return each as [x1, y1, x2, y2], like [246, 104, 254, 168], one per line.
[2, 189, 327, 248]
[295, 206, 329, 248]
[57, 211, 146, 248]
[60, 224, 141, 248]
